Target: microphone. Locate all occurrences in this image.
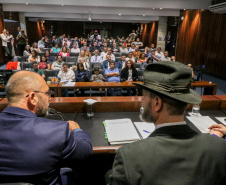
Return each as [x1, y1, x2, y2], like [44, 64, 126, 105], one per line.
[46, 108, 66, 121]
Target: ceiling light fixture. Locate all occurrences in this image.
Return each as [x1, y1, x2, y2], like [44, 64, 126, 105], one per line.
[119, 13, 121, 16]
[184, 9, 186, 10]
[143, 14, 145, 16]
[160, 8, 163, 10]
[153, 8, 155, 9]
[26, 3, 28, 5]
[61, 4, 64, 6]
[88, 14, 92, 21]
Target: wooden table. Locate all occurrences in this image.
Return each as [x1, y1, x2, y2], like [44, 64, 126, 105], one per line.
[214, 95, 226, 110]
[191, 81, 217, 95]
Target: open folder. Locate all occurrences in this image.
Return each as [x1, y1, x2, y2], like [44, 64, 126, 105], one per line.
[103, 119, 155, 145]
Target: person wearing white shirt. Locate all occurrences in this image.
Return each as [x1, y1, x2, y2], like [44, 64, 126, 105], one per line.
[70, 43, 80, 53]
[102, 47, 115, 61]
[100, 47, 108, 60]
[155, 47, 164, 59]
[161, 51, 171, 61]
[37, 37, 45, 48]
[57, 63, 75, 82]
[126, 52, 135, 62]
[120, 45, 129, 54]
[0, 29, 13, 60]
[91, 49, 102, 63]
[128, 44, 136, 52]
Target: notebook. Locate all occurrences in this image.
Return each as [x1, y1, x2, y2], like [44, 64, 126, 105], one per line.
[134, 122, 155, 139]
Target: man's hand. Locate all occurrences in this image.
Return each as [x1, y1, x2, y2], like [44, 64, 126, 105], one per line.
[209, 124, 226, 136]
[209, 129, 224, 137]
[68, 120, 80, 132]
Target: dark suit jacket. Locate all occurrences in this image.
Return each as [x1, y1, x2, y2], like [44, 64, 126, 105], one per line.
[120, 67, 138, 81]
[0, 106, 92, 184]
[110, 124, 226, 185]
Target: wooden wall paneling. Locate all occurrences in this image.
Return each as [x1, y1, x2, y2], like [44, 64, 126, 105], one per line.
[140, 21, 158, 47]
[176, 10, 226, 76]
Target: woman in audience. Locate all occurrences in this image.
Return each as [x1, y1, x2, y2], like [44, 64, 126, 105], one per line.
[50, 43, 60, 53]
[71, 43, 80, 53]
[31, 42, 41, 53]
[28, 50, 40, 63]
[140, 57, 153, 70]
[126, 52, 135, 62]
[45, 50, 55, 63]
[120, 60, 138, 96]
[75, 63, 90, 96]
[59, 46, 69, 57]
[39, 55, 50, 70]
[77, 50, 90, 70]
[137, 53, 147, 63]
[23, 45, 31, 57]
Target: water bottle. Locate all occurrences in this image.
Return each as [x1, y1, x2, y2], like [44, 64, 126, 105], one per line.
[140, 103, 144, 114]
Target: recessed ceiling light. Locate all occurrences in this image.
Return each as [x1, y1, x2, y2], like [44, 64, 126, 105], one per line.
[160, 8, 163, 10]
[184, 9, 186, 10]
[153, 8, 155, 10]
[26, 3, 28, 5]
[143, 15, 145, 16]
[61, 4, 64, 6]
[119, 13, 121, 16]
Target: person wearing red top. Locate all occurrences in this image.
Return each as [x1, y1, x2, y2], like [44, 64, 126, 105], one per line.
[38, 56, 50, 70]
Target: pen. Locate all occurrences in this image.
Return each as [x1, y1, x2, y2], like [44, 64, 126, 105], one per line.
[143, 130, 151, 133]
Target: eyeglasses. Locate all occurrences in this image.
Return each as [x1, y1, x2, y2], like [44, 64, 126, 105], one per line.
[26, 90, 52, 97]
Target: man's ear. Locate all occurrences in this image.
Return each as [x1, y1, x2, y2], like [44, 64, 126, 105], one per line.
[28, 92, 38, 106]
[154, 96, 163, 112]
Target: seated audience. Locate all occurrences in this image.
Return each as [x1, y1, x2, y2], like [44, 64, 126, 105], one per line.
[78, 51, 90, 70]
[23, 45, 31, 57]
[62, 38, 71, 49]
[28, 50, 40, 63]
[0, 70, 92, 184]
[90, 41, 100, 52]
[90, 49, 102, 63]
[137, 53, 147, 63]
[120, 60, 138, 96]
[155, 47, 164, 60]
[112, 42, 119, 53]
[128, 44, 135, 52]
[126, 52, 135, 62]
[72, 37, 80, 48]
[133, 38, 143, 48]
[120, 44, 129, 54]
[118, 54, 127, 69]
[102, 47, 115, 61]
[101, 42, 108, 51]
[103, 54, 115, 70]
[132, 46, 141, 58]
[144, 47, 151, 58]
[150, 43, 155, 51]
[105, 61, 121, 96]
[70, 43, 80, 53]
[161, 51, 171, 61]
[37, 36, 45, 48]
[91, 66, 106, 95]
[126, 41, 132, 48]
[62, 42, 70, 51]
[39, 56, 50, 70]
[45, 50, 55, 63]
[51, 55, 63, 70]
[50, 43, 61, 53]
[59, 46, 69, 57]
[83, 46, 91, 57]
[100, 47, 108, 60]
[141, 56, 153, 69]
[58, 63, 75, 82]
[80, 42, 90, 51]
[31, 42, 41, 53]
[44, 37, 51, 48]
[171, 56, 176, 61]
[30, 61, 45, 78]
[51, 35, 57, 46]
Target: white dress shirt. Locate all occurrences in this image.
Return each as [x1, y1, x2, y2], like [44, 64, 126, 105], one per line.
[91, 55, 103, 63]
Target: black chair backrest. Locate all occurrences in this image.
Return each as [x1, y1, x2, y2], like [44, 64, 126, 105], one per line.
[69, 52, 79, 57]
[115, 57, 121, 62]
[41, 48, 50, 52]
[139, 49, 145, 53]
[67, 57, 77, 62]
[37, 52, 45, 57]
[137, 69, 144, 81]
[92, 63, 103, 69]
[50, 52, 59, 56]
[62, 57, 67, 62]
[44, 70, 59, 81]
[114, 52, 121, 57]
[22, 62, 33, 70]
[66, 62, 77, 68]
[18, 56, 28, 62]
[135, 63, 141, 68]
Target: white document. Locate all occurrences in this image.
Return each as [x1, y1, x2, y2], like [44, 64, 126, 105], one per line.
[105, 119, 140, 144]
[215, 117, 226, 126]
[188, 112, 202, 117]
[186, 116, 217, 133]
[62, 82, 75, 87]
[134, 122, 155, 139]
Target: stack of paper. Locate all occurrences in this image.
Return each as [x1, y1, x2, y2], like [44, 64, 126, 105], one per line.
[134, 122, 155, 139]
[104, 119, 141, 145]
[62, 82, 76, 87]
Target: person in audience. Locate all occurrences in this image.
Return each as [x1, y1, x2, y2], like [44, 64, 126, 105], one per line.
[77, 50, 90, 70]
[28, 50, 40, 63]
[31, 42, 41, 53]
[50, 43, 61, 53]
[132, 46, 141, 58]
[83, 46, 91, 57]
[103, 47, 115, 61]
[133, 38, 143, 48]
[90, 41, 100, 52]
[103, 54, 115, 70]
[58, 63, 75, 82]
[39, 56, 50, 70]
[0, 28, 12, 61]
[112, 42, 119, 53]
[51, 55, 63, 70]
[100, 47, 108, 60]
[105, 61, 121, 96]
[101, 42, 108, 51]
[59, 46, 69, 57]
[120, 44, 129, 54]
[187, 63, 195, 79]
[38, 36, 45, 48]
[126, 41, 132, 48]
[72, 37, 80, 48]
[145, 47, 151, 58]
[148, 50, 160, 63]
[90, 49, 102, 63]
[129, 30, 137, 40]
[62, 37, 71, 49]
[108, 61, 226, 185]
[62, 42, 70, 51]
[80, 42, 90, 51]
[137, 53, 147, 63]
[155, 47, 164, 60]
[150, 43, 155, 51]
[17, 26, 21, 35]
[30, 61, 45, 78]
[57, 33, 65, 48]
[161, 51, 171, 61]
[118, 54, 127, 69]
[165, 31, 173, 54]
[70, 43, 80, 53]
[126, 52, 135, 62]
[171, 56, 176, 61]
[90, 30, 101, 46]
[44, 37, 51, 48]
[91, 66, 106, 95]
[6, 29, 15, 58]
[16, 29, 28, 56]
[128, 44, 136, 52]
[120, 60, 138, 96]
[51, 35, 57, 46]
[23, 45, 31, 57]
[0, 70, 92, 184]
[140, 56, 153, 70]
[67, 35, 72, 42]
[45, 50, 55, 63]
